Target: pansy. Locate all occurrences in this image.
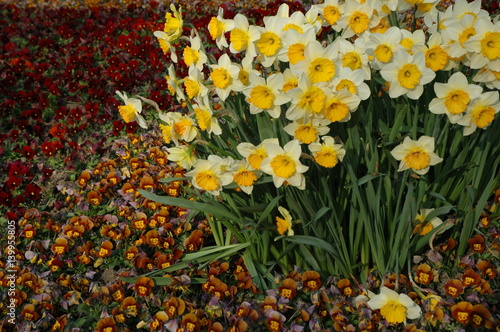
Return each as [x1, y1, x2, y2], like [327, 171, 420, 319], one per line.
[390, 136, 443, 175]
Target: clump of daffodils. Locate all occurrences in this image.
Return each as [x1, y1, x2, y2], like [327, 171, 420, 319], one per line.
[117, 0, 500, 197]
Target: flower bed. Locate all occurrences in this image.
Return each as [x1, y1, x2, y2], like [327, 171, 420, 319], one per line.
[0, 0, 499, 331]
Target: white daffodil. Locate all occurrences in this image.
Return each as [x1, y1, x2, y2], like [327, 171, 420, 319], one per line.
[390, 136, 443, 175]
[286, 74, 327, 120]
[322, 89, 361, 123]
[260, 139, 309, 189]
[308, 136, 346, 168]
[367, 287, 422, 324]
[279, 28, 316, 65]
[337, 1, 378, 38]
[457, 91, 500, 136]
[283, 117, 330, 144]
[255, 15, 285, 67]
[183, 35, 207, 72]
[330, 67, 371, 101]
[209, 54, 243, 101]
[400, 29, 426, 56]
[229, 14, 260, 58]
[193, 96, 222, 136]
[380, 51, 436, 100]
[228, 160, 261, 195]
[413, 208, 444, 236]
[424, 32, 453, 72]
[183, 65, 209, 100]
[237, 138, 279, 170]
[336, 37, 371, 80]
[473, 67, 500, 90]
[186, 155, 234, 196]
[116, 91, 147, 128]
[314, 0, 344, 32]
[291, 40, 339, 84]
[366, 26, 404, 70]
[429, 71, 483, 123]
[159, 112, 198, 144]
[166, 145, 198, 170]
[464, 18, 500, 71]
[244, 72, 290, 118]
[208, 7, 235, 49]
[166, 64, 185, 101]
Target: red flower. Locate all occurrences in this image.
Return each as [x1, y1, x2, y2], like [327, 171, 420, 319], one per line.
[22, 145, 35, 159]
[24, 183, 41, 201]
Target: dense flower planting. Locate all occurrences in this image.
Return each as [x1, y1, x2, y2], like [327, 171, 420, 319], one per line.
[0, 0, 499, 331]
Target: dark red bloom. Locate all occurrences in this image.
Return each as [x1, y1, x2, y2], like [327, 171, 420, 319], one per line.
[24, 183, 41, 201]
[22, 145, 35, 160]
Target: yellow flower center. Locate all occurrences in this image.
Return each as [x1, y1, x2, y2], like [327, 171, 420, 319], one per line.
[183, 46, 199, 67]
[444, 90, 470, 114]
[234, 170, 257, 187]
[295, 124, 318, 144]
[349, 11, 370, 34]
[118, 105, 137, 123]
[417, 2, 434, 12]
[269, 320, 280, 332]
[298, 86, 326, 114]
[196, 171, 219, 191]
[283, 23, 303, 34]
[397, 63, 421, 89]
[342, 52, 362, 70]
[425, 46, 448, 71]
[283, 78, 299, 93]
[403, 148, 430, 170]
[211, 68, 232, 89]
[103, 327, 113, 332]
[324, 100, 349, 122]
[405, 0, 423, 4]
[480, 32, 500, 60]
[239, 69, 250, 86]
[249, 85, 275, 109]
[184, 77, 200, 99]
[307, 280, 317, 290]
[400, 38, 414, 54]
[276, 216, 290, 235]
[173, 118, 192, 135]
[208, 17, 225, 40]
[324, 5, 341, 25]
[315, 147, 339, 168]
[256, 31, 282, 56]
[335, 79, 357, 94]
[458, 27, 476, 45]
[380, 300, 407, 324]
[160, 124, 173, 144]
[457, 312, 469, 323]
[472, 314, 483, 326]
[281, 288, 292, 298]
[472, 106, 495, 128]
[138, 285, 148, 296]
[288, 43, 306, 65]
[448, 286, 457, 296]
[248, 149, 267, 169]
[230, 28, 248, 51]
[194, 107, 211, 131]
[158, 38, 170, 54]
[309, 58, 336, 83]
[270, 155, 296, 178]
[374, 44, 393, 63]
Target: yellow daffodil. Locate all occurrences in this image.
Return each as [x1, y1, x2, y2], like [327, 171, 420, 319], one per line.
[367, 287, 422, 324]
[390, 136, 443, 175]
[186, 155, 234, 196]
[457, 91, 500, 136]
[424, 32, 452, 72]
[255, 16, 285, 67]
[366, 27, 404, 70]
[165, 64, 185, 101]
[193, 95, 222, 136]
[159, 112, 198, 144]
[314, 0, 344, 31]
[116, 91, 146, 128]
[276, 206, 294, 236]
[322, 89, 361, 123]
[429, 71, 483, 123]
[337, 1, 378, 38]
[162, 4, 183, 42]
[244, 72, 290, 118]
[260, 139, 309, 189]
[183, 66, 208, 100]
[330, 67, 371, 101]
[237, 138, 279, 170]
[291, 40, 338, 84]
[308, 136, 345, 168]
[183, 35, 207, 71]
[380, 51, 436, 100]
[286, 74, 327, 120]
[229, 160, 261, 195]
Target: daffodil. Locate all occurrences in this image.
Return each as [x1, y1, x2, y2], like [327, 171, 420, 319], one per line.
[276, 206, 294, 236]
[322, 89, 361, 123]
[116, 91, 147, 128]
[255, 15, 285, 67]
[260, 139, 309, 189]
[279, 28, 316, 65]
[380, 51, 436, 100]
[183, 65, 208, 100]
[444, 14, 478, 60]
[193, 96, 222, 136]
[208, 7, 234, 49]
[244, 72, 290, 118]
[161, 4, 183, 42]
[284, 117, 330, 144]
[390, 136, 443, 175]
[464, 18, 500, 71]
[291, 40, 338, 84]
[165, 64, 185, 101]
[229, 14, 260, 58]
[286, 74, 327, 120]
[209, 54, 243, 101]
[457, 91, 499, 136]
[228, 160, 261, 195]
[413, 208, 444, 236]
[366, 27, 404, 70]
[282, 68, 299, 93]
[166, 145, 198, 170]
[367, 287, 422, 324]
[429, 71, 483, 123]
[337, 1, 378, 38]
[186, 155, 234, 196]
[237, 138, 279, 170]
[424, 32, 452, 72]
[308, 136, 346, 168]
[330, 67, 371, 101]
[400, 29, 426, 56]
[183, 35, 207, 71]
[336, 37, 371, 80]
[473, 67, 500, 90]
[315, 0, 344, 32]
[159, 112, 198, 144]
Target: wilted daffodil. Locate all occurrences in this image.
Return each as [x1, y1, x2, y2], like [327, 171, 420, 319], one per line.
[390, 136, 443, 175]
[116, 91, 147, 129]
[367, 287, 422, 324]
